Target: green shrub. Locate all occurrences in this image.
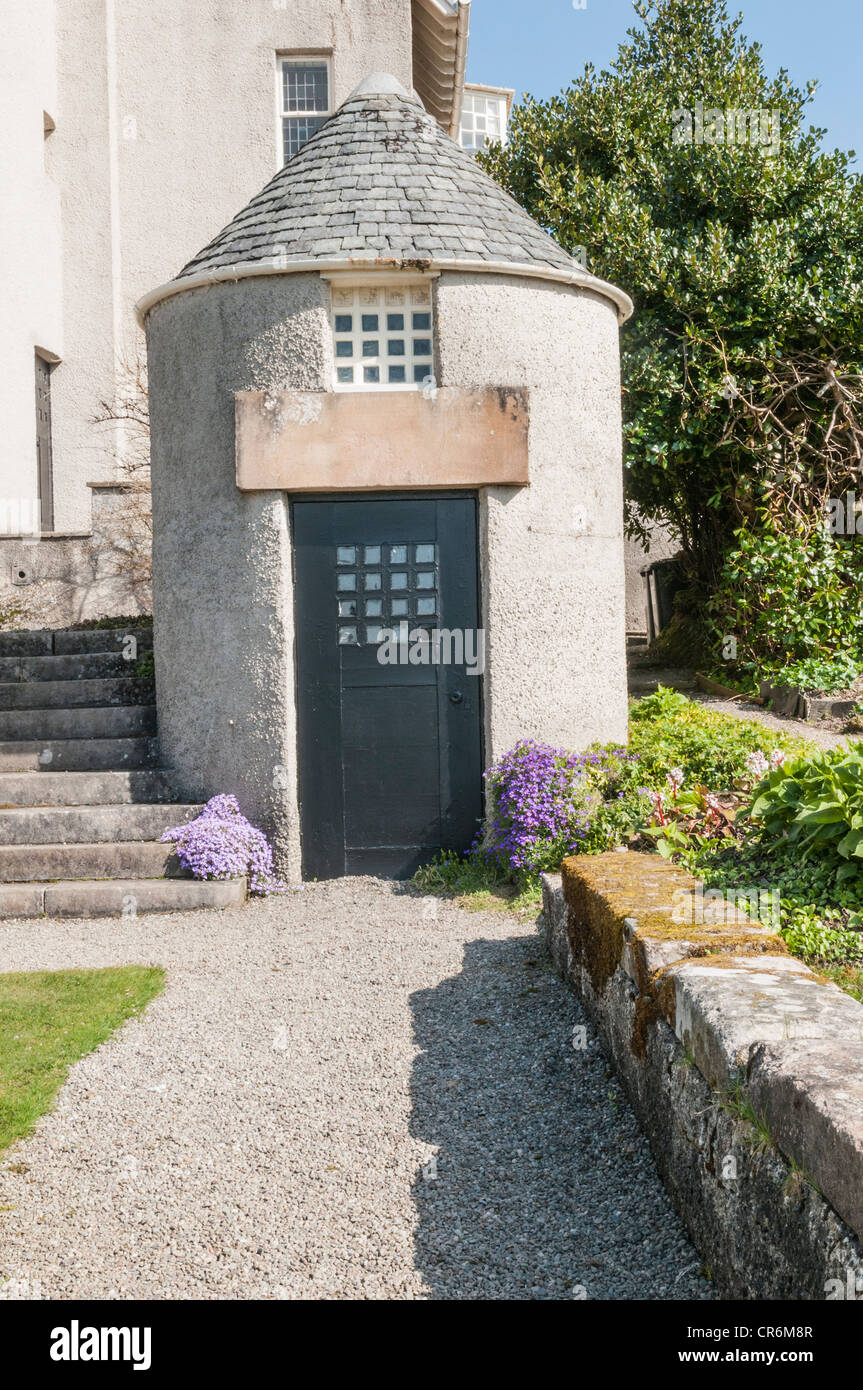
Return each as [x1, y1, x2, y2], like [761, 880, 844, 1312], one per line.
[781, 911, 863, 965]
[414, 691, 808, 900]
[708, 525, 863, 679]
[627, 687, 809, 789]
[690, 828, 863, 989]
[70, 613, 153, 630]
[774, 653, 860, 695]
[772, 650, 856, 695]
[744, 742, 863, 880]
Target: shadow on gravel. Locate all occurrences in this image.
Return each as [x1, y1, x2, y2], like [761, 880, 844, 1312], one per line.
[408, 928, 714, 1301]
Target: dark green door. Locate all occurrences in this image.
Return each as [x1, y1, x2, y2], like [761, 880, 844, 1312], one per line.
[293, 495, 483, 879]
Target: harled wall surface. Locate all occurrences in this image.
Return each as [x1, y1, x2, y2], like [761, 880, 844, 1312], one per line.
[146, 269, 627, 876]
[435, 272, 628, 758]
[146, 275, 329, 879]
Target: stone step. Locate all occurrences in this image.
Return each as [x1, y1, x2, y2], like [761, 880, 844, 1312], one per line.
[0, 876, 246, 919]
[0, 768, 178, 807]
[0, 676, 154, 711]
[0, 840, 185, 882]
[0, 803, 199, 845]
[0, 736, 159, 772]
[53, 627, 153, 656]
[0, 632, 52, 657]
[0, 704, 157, 743]
[0, 626, 153, 658]
[0, 651, 139, 683]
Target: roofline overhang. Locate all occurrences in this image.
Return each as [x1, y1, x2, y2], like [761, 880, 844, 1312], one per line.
[412, 0, 471, 137]
[136, 255, 634, 327]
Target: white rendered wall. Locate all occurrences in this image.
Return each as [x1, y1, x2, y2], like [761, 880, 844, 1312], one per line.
[0, 0, 62, 529]
[7, 0, 414, 533]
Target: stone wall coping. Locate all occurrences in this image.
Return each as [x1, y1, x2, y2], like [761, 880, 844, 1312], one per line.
[545, 853, 863, 1263]
[748, 1039, 863, 1248]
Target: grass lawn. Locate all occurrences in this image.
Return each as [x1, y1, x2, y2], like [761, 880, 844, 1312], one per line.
[0, 966, 165, 1155]
[414, 853, 542, 915]
[815, 961, 863, 1003]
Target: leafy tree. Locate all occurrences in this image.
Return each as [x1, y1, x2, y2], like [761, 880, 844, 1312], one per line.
[481, 0, 863, 601]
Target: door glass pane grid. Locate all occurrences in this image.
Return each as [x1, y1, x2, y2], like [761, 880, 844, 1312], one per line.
[336, 542, 438, 644]
[330, 284, 434, 390]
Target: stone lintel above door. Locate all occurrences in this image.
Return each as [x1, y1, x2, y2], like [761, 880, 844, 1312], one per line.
[234, 387, 530, 492]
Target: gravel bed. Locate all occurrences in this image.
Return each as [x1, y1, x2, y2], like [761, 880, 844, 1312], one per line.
[690, 695, 852, 749]
[0, 881, 713, 1301]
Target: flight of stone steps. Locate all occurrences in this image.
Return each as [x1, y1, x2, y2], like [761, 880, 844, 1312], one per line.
[0, 624, 247, 918]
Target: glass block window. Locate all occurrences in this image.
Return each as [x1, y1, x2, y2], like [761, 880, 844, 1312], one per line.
[335, 542, 438, 644]
[459, 88, 510, 154]
[281, 58, 331, 162]
[330, 283, 435, 391]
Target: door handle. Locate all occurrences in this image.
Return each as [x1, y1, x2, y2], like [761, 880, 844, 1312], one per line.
[449, 690, 464, 705]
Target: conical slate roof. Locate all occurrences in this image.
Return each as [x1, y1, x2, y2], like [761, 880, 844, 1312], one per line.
[175, 75, 577, 283]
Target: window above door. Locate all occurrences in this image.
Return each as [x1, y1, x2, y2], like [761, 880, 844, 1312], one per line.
[327, 278, 436, 393]
[279, 56, 332, 162]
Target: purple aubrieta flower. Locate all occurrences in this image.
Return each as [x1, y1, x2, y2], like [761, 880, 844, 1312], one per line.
[160, 794, 286, 895]
[478, 739, 634, 873]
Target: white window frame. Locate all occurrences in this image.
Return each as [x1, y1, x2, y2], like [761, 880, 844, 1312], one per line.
[459, 85, 513, 153]
[324, 273, 439, 394]
[277, 54, 333, 165]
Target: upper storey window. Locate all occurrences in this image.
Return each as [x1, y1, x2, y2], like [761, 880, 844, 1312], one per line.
[330, 281, 435, 392]
[459, 86, 512, 153]
[281, 58, 331, 161]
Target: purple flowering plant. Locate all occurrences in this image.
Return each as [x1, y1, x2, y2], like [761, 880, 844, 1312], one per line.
[161, 794, 285, 895]
[476, 739, 642, 880]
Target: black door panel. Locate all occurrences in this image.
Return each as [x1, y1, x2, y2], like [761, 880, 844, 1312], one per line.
[293, 495, 483, 878]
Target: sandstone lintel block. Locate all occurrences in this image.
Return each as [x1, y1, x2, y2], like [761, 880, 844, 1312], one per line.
[235, 386, 530, 491]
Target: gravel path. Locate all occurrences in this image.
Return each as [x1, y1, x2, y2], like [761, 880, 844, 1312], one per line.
[0, 882, 713, 1301]
[691, 695, 851, 749]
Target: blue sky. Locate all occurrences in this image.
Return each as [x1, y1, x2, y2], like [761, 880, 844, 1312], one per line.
[465, 0, 862, 162]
